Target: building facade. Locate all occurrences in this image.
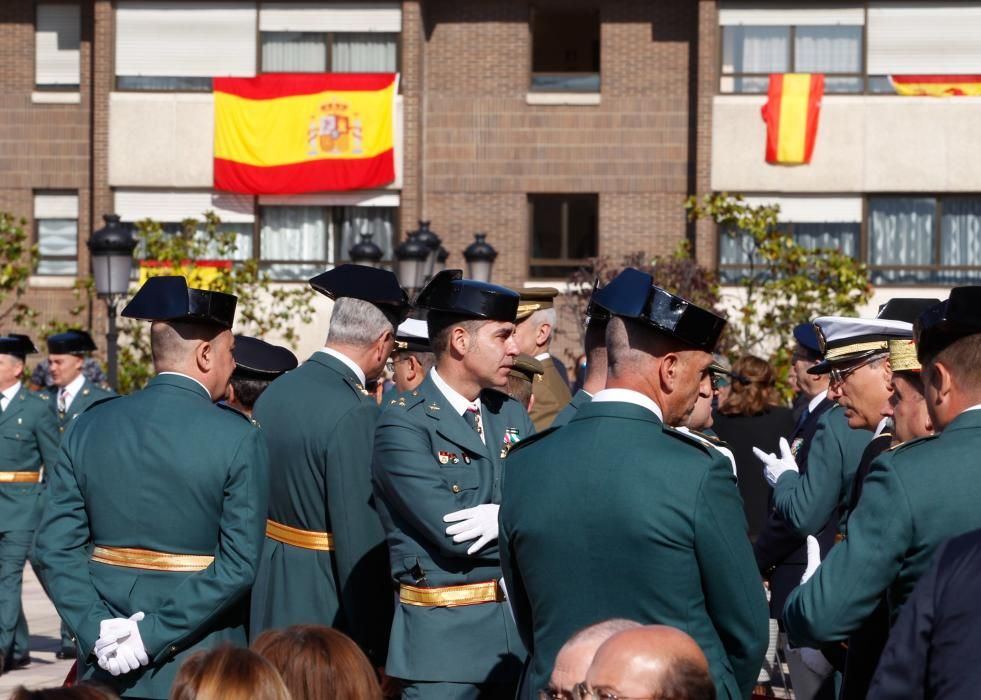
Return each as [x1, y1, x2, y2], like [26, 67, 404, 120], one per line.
[0, 0, 976, 361]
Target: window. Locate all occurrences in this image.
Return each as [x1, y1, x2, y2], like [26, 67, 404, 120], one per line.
[114, 1, 255, 91]
[259, 206, 396, 280]
[530, 9, 600, 93]
[719, 222, 860, 283]
[36, 3, 81, 89]
[869, 197, 981, 284]
[528, 194, 598, 278]
[34, 192, 78, 276]
[721, 24, 862, 94]
[260, 32, 398, 73]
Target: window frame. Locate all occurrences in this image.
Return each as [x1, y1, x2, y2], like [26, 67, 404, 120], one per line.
[34, 217, 79, 277]
[258, 30, 402, 75]
[528, 6, 601, 94]
[718, 22, 867, 95]
[35, 1, 82, 91]
[527, 193, 599, 279]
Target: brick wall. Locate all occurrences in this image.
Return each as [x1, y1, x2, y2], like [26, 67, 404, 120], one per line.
[0, 0, 98, 336]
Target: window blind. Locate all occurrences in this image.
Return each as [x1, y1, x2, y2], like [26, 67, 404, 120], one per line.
[259, 2, 401, 32]
[36, 4, 81, 86]
[34, 192, 79, 219]
[868, 3, 981, 74]
[113, 190, 255, 223]
[719, 3, 864, 26]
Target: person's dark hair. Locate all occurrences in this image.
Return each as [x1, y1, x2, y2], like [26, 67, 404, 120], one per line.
[896, 370, 925, 393]
[169, 646, 291, 700]
[10, 686, 119, 700]
[397, 350, 435, 375]
[720, 355, 781, 416]
[229, 376, 270, 410]
[253, 625, 382, 700]
[427, 311, 485, 358]
[927, 332, 981, 389]
[658, 659, 716, 700]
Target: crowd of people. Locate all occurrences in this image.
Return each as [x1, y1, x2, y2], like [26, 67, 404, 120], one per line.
[0, 262, 978, 700]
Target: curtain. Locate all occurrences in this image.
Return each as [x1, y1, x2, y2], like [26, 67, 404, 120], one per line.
[337, 206, 395, 261]
[331, 33, 397, 72]
[869, 198, 936, 283]
[261, 32, 327, 72]
[793, 223, 859, 258]
[37, 219, 77, 275]
[193, 223, 252, 261]
[795, 26, 862, 73]
[261, 206, 328, 280]
[941, 198, 981, 282]
[723, 26, 788, 92]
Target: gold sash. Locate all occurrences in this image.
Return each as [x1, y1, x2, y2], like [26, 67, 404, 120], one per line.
[0, 471, 40, 483]
[399, 580, 504, 608]
[265, 519, 334, 551]
[91, 546, 214, 572]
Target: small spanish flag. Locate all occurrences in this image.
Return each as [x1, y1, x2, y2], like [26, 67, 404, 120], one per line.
[760, 74, 824, 165]
[890, 75, 981, 96]
[214, 73, 397, 195]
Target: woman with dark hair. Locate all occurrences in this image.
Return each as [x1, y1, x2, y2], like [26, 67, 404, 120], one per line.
[712, 355, 795, 540]
[253, 625, 383, 700]
[169, 646, 291, 700]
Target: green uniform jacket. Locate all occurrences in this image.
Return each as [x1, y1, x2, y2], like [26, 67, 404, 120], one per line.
[550, 388, 591, 429]
[500, 401, 768, 700]
[529, 357, 571, 432]
[250, 352, 392, 665]
[43, 379, 115, 437]
[783, 409, 981, 648]
[372, 374, 534, 684]
[773, 404, 871, 536]
[33, 374, 269, 699]
[0, 385, 60, 532]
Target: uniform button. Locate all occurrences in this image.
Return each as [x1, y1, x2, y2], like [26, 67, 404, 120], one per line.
[169, 645, 177, 654]
[452, 484, 461, 494]
[59, 427, 64, 433]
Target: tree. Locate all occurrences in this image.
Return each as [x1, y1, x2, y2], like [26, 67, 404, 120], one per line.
[0, 212, 41, 328]
[685, 193, 872, 394]
[117, 212, 316, 394]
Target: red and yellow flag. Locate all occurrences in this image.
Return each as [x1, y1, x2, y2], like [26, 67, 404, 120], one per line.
[213, 73, 397, 194]
[890, 75, 981, 96]
[760, 74, 824, 165]
[139, 260, 232, 290]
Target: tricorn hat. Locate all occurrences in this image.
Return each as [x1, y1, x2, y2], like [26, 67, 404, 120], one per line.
[0, 334, 38, 360]
[232, 335, 298, 381]
[121, 276, 237, 329]
[309, 264, 410, 326]
[46, 329, 97, 356]
[416, 270, 519, 323]
[914, 287, 981, 363]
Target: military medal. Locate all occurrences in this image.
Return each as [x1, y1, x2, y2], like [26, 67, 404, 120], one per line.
[463, 454, 471, 464]
[438, 451, 451, 464]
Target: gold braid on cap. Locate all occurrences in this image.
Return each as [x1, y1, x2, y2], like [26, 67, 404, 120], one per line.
[888, 339, 920, 372]
[824, 341, 888, 362]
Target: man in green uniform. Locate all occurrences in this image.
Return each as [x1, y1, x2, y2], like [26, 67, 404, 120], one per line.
[513, 288, 571, 430]
[505, 354, 544, 411]
[42, 329, 115, 660]
[783, 287, 981, 653]
[0, 334, 59, 674]
[33, 276, 268, 698]
[500, 268, 768, 700]
[373, 269, 532, 699]
[390, 318, 434, 394]
[250, 264, 407, 669]
[224, 335, 297, 419]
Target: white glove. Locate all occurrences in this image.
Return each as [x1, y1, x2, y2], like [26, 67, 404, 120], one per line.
[443, 504, 500, 555]
[800, 535, 821, 585]
[95, 612, 149, 676]
[753, 437, 799, 487]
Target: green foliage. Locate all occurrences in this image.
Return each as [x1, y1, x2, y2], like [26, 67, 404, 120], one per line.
[117, 212, 316, 394]
[685, 193, 872, 396]
[563, 242, 728, 361]
[0, 212, 41, 328]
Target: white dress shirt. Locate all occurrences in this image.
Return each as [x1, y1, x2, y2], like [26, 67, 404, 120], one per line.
[591, 388, 664, 422]
[0, 381, 20, 412]
[430, 368, 485, 444]
[57, 373, 86, 412]
[318, 347, 367, 386]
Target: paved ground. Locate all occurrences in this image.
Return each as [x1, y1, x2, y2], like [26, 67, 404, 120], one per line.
[0, 565, 74, 695]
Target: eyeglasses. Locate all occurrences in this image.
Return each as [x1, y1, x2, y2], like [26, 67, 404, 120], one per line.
[573, 682, 654, 700]
[829, 353, 884, 386]
[710, 373, 730, 390]
[539, 689, 575, 700]
[385, 356, 411, 374]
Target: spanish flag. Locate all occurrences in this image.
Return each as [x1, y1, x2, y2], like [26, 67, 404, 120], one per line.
[214, 73, 397, 195]
[760, 74, 824, 165]
[890, 75, 981, 96]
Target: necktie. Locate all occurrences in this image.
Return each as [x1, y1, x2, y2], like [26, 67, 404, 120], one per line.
[793, 406, 810, 435]
[464, 406, 483, 437]
[58, 388, 69, 413]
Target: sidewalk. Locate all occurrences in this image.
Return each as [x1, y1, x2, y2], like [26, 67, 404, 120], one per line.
[0, 565, 74, 696]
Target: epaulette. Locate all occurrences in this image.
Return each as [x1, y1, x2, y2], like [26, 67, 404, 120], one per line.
[36, 391, 50, 401]
[507, 426, 558, 456]
[888, 432, 939, 454]
[662, 425, 714, 455]
[388, 388, 425, 411]
[217, 401, 259, 426]
[688, 429, 726, 447]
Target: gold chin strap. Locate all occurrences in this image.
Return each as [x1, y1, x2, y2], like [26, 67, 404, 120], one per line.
[824, 341, 889, 362]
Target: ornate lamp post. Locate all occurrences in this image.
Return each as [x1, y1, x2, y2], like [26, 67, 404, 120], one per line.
[394, 232, 430, 293]
[463, 233, 497, 282]
[348, 232, 384, 267]
[410, 221, 442, 282]
[433, 245, 449, 276]
[87, 214, 136, 391]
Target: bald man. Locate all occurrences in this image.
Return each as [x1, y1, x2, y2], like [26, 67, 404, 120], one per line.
[541, 619, 641, 700]
[584, 626, 716, 700]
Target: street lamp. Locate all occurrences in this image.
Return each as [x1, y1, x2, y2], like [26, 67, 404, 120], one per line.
[87, 214, 136, 391]
[410, 221, 442, 282]
[394, 232, 430, 293]
[463, 232, 497, 282]
[348, 232, 384, 267]
[433, 245, 449, 276]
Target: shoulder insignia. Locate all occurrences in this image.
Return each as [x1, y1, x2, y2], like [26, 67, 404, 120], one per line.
[37, 392, 50, 401]
[427, 402, 440, 411]
[663, 425, 714, 455]
[82, 388, 90, 396]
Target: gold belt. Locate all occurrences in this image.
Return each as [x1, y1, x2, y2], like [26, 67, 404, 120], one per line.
[399, 580, 504, 608]
[91, 546, 214, 572]
[0, 471, 40, 483]
[265, 519, 334, 551]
